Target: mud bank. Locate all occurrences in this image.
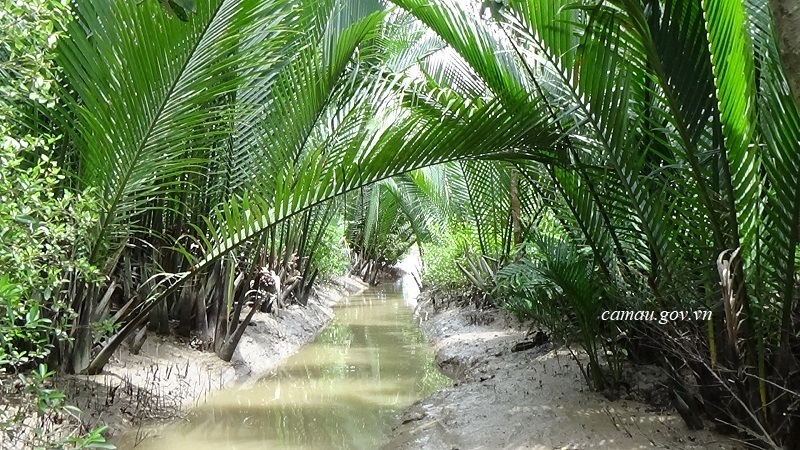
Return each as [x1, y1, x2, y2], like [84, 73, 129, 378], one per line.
[55, 276, 369, 442]
[385, 301, 738, 450]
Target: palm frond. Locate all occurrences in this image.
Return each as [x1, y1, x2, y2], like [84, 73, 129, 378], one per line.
[58, 0, 291, 265]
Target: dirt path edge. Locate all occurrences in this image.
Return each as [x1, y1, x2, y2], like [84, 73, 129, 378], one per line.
[384, 298, 738, 450]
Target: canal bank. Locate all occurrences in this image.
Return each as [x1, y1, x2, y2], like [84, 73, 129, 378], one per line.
[384, 294, 737, 450]
[56, 276, 369, 442]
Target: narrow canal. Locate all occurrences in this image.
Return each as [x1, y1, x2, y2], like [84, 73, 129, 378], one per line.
[122, 278, 449, 449]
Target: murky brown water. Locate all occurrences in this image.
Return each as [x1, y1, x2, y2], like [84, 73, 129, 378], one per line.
[121, 280, 449, 449]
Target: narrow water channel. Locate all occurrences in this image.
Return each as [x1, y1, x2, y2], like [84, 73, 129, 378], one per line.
[122, 278, 449, 449]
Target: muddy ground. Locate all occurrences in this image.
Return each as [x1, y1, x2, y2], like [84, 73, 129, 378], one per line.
[385, 300, 740, 450]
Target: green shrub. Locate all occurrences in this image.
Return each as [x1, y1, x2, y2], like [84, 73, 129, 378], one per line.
[312, 215, 350, 280]
[0, 3, 110, 445]
[0, 146, 99, 370]
[1, 0, 101, 371]
[493, 233, 618, 390]
[420, 222, 480, 287]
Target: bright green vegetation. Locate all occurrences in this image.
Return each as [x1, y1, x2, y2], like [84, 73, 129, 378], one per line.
[2, 0, 800, 447]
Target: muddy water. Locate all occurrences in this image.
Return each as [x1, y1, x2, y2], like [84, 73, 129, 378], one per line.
[123, 280, 449, 450]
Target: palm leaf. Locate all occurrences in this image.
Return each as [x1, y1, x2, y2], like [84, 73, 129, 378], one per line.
[58, 0, 291, 267]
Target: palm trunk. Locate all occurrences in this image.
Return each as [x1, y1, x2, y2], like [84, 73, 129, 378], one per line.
[510, 168, 522, 246]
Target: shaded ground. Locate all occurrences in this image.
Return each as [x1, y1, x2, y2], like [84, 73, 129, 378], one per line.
[385, 303, 739, 450]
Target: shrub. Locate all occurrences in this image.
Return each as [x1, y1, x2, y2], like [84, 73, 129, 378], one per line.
[0, 145, 99, 370]
[420, 222, 480, 288]
[312, 215, 350, 280]
[0, 2, 110, 447]
[494, 234, 619, 391]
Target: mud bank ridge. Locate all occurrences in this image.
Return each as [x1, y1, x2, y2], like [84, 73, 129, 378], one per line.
[385, 301, 739, 450]
[54, 276, 368, 442]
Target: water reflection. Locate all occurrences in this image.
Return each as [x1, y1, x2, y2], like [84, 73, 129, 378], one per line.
[123, 281, 449, 450]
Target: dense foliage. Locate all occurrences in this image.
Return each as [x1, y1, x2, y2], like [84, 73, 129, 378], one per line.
[0, 147, 97, 369]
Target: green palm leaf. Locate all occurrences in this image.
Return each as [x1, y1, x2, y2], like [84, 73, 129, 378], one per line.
[58, 0, 291, 267]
